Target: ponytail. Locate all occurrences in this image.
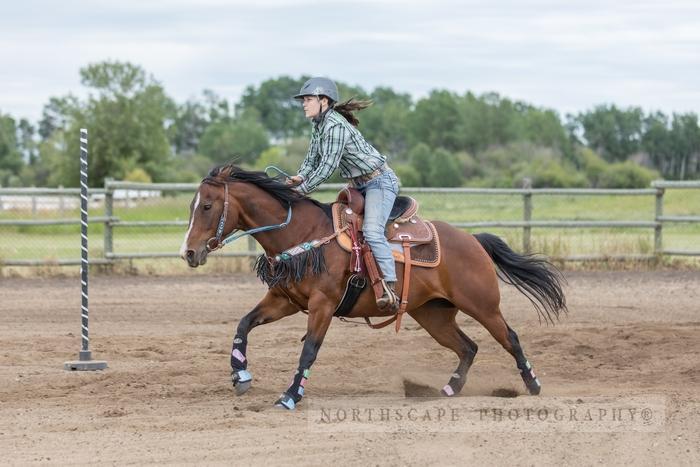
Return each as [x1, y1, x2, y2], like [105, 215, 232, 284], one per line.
[332, 98, 373, 127]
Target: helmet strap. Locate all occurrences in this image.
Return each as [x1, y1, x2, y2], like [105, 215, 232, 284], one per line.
[313, 99, 331, 125]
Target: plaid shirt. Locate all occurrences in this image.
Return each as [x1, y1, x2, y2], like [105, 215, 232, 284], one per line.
[297, 109, 386, 194]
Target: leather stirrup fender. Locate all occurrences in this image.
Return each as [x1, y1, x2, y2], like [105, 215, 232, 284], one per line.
[394, 237, 412, 333]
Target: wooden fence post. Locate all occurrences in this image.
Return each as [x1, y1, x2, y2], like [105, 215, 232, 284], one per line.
[105, 180, 114, 259]
[522, 178, 532, 254]
[58, 185, 65, 215]
[654, 187, 664, 256]
[31, 187, 37, 217]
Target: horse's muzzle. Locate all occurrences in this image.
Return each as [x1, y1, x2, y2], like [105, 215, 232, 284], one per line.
[185, 249, 207, 268]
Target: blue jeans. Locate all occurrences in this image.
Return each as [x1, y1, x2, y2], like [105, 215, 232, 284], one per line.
[356, 169, 399, 282]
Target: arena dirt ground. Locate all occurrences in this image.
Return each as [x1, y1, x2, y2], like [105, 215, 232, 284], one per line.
[1, 270, 698, 465]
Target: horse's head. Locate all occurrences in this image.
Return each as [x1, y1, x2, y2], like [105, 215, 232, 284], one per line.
[180, 177, 238, 268]
[180, 164, 322, 268]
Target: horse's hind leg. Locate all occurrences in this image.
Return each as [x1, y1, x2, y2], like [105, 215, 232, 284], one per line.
[506, 323, 541, 395]
[469, 308, 541, 395]
[409, 301, 478, 397]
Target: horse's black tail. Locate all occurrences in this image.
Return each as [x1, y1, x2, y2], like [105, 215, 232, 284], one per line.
[474, 233, 567, 324]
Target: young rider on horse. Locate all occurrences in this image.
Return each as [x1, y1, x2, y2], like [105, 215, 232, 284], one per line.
[286, 77, 401, 312]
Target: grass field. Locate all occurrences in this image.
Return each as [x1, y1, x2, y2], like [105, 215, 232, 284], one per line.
[1, 188, 699, 265]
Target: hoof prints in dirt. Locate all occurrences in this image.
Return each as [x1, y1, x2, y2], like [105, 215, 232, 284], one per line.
[491, 388, 519, 398]
[403, 379, 440, 398]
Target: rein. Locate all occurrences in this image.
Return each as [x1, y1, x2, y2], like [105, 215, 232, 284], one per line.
[206, 181, 293, 252]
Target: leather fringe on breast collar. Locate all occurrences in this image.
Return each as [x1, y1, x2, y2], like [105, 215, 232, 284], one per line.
[254, 245, 327, 288]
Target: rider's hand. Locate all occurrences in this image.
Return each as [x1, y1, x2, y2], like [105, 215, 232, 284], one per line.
[286, 175, 303, 187]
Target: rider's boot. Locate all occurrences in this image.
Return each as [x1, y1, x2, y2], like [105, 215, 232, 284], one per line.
[376, 280, 399, 313]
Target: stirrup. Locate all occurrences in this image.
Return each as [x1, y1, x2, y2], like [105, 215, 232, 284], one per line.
[376, 280, 399, 312]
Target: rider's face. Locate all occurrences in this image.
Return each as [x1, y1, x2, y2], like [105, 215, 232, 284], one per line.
[302, 95, 327, 119]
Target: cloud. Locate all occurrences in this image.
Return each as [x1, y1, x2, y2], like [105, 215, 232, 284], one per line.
[1, 0, 699, 121]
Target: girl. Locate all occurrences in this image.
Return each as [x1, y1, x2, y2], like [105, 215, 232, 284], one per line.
[287, 77, 400, 312]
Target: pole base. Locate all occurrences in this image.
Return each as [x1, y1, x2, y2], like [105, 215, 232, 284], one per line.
[64, 360, 108, 371]
[64, 350, 107, 371]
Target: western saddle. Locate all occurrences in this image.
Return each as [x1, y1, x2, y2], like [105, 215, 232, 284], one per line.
[332, 187, 441, 332]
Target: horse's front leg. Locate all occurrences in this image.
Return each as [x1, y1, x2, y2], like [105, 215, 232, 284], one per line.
[231, 288, 300, 395]
[274, 294, 334, 410]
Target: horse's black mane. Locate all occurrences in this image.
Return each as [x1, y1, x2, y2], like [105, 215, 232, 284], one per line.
[204, 164, 332, 218]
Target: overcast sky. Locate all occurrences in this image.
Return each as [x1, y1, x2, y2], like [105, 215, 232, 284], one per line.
[2, 0, 699, 123]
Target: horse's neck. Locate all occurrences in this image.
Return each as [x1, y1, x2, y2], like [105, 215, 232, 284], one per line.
[245, 200, 330, 255]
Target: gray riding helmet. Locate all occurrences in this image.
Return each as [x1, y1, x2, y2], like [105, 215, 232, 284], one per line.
[293, 77, 339, 103]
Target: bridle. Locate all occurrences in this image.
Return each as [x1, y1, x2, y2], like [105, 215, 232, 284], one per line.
[205, 181, 293, 252]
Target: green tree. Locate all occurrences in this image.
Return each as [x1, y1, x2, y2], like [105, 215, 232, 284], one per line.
[237, 76, 310, 140]
[429, 148, 463, 187]
[669, 113, 700, 180]
[168, 99, 209, 155]
[38, 96, 80, 140]
[392, 163, 421, 187]
[198, 115, 269, 164]
[408, 143, 432, 186]
[80, 62, 174, 185]
[254, 146, 300, 175]
[454, 150, 482, 181]
[38, 131, 73, 187]
[360, 87, 412, 158]
[577, 147, 608, 187]
[0, 113, 24, 185]
[521, 107, 571, 156]
[408, 90, 463, 151]
[37, 61, 174, 186]
[641, 112, 672, 177]
[168, 90, 233, 156]
[576, 105, 643, 162]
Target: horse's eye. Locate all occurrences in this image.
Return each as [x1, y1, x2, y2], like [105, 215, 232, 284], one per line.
[203, 204, 212, 211]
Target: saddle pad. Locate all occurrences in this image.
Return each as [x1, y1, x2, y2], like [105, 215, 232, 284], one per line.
[390, 221, 441, 267]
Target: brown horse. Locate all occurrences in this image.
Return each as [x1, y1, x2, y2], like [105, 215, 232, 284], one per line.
[180, 164, 567, 410]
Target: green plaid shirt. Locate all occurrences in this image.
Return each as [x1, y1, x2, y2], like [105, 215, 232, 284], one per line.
[297, 109, 386, 194]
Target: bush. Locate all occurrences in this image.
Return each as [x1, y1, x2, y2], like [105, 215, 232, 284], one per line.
[393, 163, 421, 187]
[430, 148, 463, 187]
[598, 161, 658, 188]
[529, 161, 587, 188]
[124, 168, 152, 183]
[578, 147, 607, 187]
[198, 117, 269, 164]
[408, 143, 431, 186]
[157, 153, 217, 182]
[454, 151, 482, 180]
[254, 146, 299, 175]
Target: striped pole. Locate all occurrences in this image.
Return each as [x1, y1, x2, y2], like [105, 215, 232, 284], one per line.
[64, 129, 107, 371]
[80, 128, 89, 353]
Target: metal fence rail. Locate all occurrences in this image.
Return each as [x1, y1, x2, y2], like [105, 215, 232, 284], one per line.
[1, 180, 699, 266]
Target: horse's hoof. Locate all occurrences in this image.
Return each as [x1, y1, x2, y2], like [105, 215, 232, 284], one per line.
[235, 380, 252, 396]
[523, 376, 541, 395]
[273, 393, 296, 410]
[527, 379, 541, 395]
[441, 384, 455, 397]
[232, 370, 252, 396]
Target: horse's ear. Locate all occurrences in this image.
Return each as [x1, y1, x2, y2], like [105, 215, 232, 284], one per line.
[221, 164, 237, 179]
[209, 164, 232, 178]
